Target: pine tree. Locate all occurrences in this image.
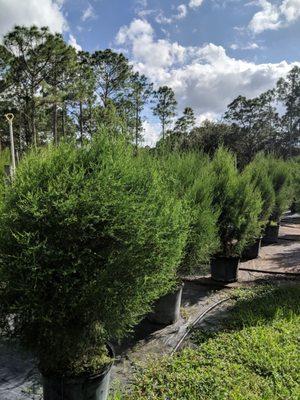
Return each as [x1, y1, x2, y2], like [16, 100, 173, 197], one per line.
[91, 49, 132, 108]
[128, 72, 153, 150]
[1, 26, 58, 146]
[153, 86, 177, 140]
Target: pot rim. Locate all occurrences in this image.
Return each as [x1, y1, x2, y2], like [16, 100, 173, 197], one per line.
[211, 255, 240, 261]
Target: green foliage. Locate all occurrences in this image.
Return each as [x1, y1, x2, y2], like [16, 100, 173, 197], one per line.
[159, 152, 219, 273]
[211, 148, 262, 257]
[153, 86, 177, 139]
[243, 153, 275, 226]
[290, 156, 300, 212]
[0, 149, 9, 210]
[0, 148, 10, 183]
[263, 156, 293, 222]
[0, 132, 189, 376]
[115, 284, 300, 400]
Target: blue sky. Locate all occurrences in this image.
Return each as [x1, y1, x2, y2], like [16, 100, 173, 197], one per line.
[1, 0, 300, 144]
[66, 0, 300, 64]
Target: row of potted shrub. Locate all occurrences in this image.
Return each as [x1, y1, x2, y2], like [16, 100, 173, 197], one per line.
[0, 133, 295, 400]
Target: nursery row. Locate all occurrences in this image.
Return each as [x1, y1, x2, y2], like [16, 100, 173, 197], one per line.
[0, 132, 297, 400]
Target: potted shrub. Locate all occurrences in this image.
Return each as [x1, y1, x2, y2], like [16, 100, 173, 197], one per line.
[242, 154, 275, 259]
[0, 133, 189, 400]
[290, 157, 300, 214]
[148, 152, 219, 325]
[210, 148, 262, 283]
[262, 156, 293, 244]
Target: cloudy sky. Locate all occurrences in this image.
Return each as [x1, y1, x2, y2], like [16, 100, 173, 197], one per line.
[0, 0, 300, 145]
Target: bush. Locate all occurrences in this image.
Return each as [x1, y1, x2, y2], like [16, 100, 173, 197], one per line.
[243, 154, 275, 226]
[263, 156, 293, 222]
[290, 157, 300, 212]
[159, 152, 219, 274]
[0, 148, 10, 184]
[210, 148, 262, 257]
[0, 132, 189, 377]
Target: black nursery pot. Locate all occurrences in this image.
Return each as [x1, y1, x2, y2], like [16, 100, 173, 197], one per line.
[42, 344, 114, 400]
[210, 257, 240, 283]
[148, 284, 183, 325]
[242, 237, 262, 261]
[262, 224, 280, 245]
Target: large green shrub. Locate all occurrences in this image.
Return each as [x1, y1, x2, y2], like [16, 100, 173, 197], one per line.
[0, 133, 189, 377]
[0, 148, 10, 185]
[243, 154, 275, 226]
[290, 157, 300, 212]
[159, 152, 219, 273]
[263, 156, 293, 222]
[211, 148, 262, 257]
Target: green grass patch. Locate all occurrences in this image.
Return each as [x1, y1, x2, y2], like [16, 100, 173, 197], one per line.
[113, 284, 300, 400]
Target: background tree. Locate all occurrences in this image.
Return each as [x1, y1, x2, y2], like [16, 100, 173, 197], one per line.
[174, 107, 196, 135]
[1, 26, 58, 146]
[92, 50, 132, 109]
[153, 86, 177, 140]
[277, 66, 300, 157]
[42, 35, 77, 144]
[128, 72, 153, 150]
[70, 51, 96, 144]
[224, 91, 279, 165]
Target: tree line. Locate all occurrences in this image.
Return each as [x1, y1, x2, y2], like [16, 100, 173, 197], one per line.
[161, 68, 300, 166]
[0, 25, 299, 166]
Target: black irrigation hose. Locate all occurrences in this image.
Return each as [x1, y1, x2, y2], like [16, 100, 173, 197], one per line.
[171, 297, 232, 354]
[172, 264, 300, 353]
[278, 237, 300, 242]
[239, 267, 300, 276]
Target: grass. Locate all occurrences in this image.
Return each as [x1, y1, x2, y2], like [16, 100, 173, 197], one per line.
[111, 284, 300, 400]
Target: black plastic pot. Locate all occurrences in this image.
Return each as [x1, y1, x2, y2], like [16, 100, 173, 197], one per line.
[210, 257, 240, 283]
[242, 237, 262, 260]
[262, 224, 280, 245]
[42, 344, 114, 400]
[148, 284, 183, 325]
[290, 201, 297, 214]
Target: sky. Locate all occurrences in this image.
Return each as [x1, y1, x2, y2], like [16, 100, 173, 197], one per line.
[0, 0, 300, 145]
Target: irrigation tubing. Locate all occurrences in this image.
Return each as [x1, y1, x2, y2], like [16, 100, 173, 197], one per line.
[171, 297, 232, 355]
[239, 268, 300, 276]
[278, 237, 300, 242]
[172, 266, 300, 353]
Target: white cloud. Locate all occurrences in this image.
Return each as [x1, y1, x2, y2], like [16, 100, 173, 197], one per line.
[135, 0, 148, 7]
[0, 0, 67, 37]
[142, 121, 161, 146]
[189, 0, 204, 8]
[81, 4, 96, 22]
[116, 19, 186, 70]
[155, 4, 187, 24]
[280, 0, 300, 22]
[116, 18, 299, 146]
[68, 34, 82, 52]
[249, 0, 281, 33]
[177, 4, 188, 19]
[249, 0, 300, 34]
[230, 42, 261, 50]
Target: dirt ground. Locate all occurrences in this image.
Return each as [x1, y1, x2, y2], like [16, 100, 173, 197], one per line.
[0, 214, 299, 399]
